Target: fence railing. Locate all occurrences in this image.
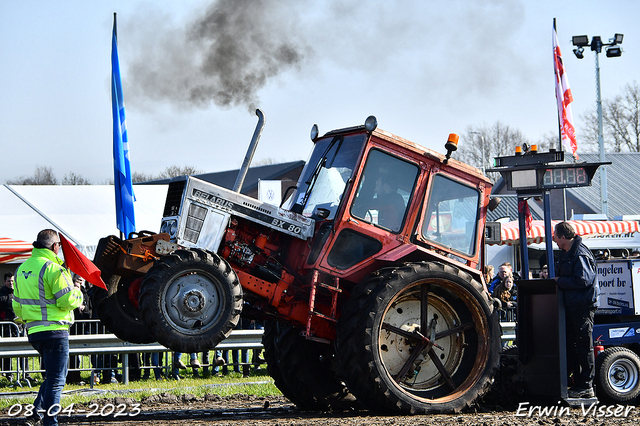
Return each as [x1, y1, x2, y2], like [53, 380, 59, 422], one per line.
[1, 313, 518, 388]
[0, 320, 264, 388]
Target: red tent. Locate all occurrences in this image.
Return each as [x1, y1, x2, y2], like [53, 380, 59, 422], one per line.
[0, 237, 32, 264]
[494, 220, 640, 246]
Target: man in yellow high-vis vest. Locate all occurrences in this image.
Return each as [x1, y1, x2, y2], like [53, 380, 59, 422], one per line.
[13, 229, 83, 426]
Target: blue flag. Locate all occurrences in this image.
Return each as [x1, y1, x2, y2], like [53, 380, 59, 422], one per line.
[111, 14, 135, 238]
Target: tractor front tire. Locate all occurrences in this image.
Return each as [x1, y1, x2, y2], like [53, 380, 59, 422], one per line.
[139, 248, 242, 352]
[92, 274, 155, 344]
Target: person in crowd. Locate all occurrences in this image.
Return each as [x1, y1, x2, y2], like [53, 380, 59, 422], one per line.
[223, 320, 250, 377]
[250, 320, 266, 372]
[13, 229, 83, 426]
[488, 262, 516, 293]
[492, 275, 517, 309]
[0, 272, 16, 383]
[172, 353, 200, 379]
[142, 352, 164, 380]
[539, 264, 549, 279]
[553, 221, 598, 399]
[202, 349, 225, 378]
[482, 265, 494, 295]
[483, 265, 494, 286]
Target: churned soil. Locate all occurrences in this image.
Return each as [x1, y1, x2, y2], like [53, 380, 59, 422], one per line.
[3, 393, 639, 426]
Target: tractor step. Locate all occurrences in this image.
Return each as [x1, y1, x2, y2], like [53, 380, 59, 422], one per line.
[305, 271, 341, 340]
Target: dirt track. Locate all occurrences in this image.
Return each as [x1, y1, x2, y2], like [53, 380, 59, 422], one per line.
[3, 394, 639, 426]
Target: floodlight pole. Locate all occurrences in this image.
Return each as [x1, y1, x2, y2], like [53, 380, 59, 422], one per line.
[573, 33, 623, 219]
[594, 49, 609, 218]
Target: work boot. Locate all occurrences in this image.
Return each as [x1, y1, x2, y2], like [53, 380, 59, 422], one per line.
[214, 356, 226, 367]
[176, 360, 187, 370]
[568, 386, 595, 398]
[23, 414, 42, 426]
[190, 358, 201, 368]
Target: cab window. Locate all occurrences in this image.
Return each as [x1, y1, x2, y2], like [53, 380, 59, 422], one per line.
[422, 174, 480, 256]
[351, 150, 419, 233]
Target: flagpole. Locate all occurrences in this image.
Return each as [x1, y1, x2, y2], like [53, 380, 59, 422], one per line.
[553, 18, 568, 220]
[553, 19, 563, 152]
[112, 12, 136, 239]
[113, 12, 122, 241]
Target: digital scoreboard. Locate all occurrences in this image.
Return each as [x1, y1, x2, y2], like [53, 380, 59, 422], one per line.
[542, 166, 589, 188]
[487, 150, 608, 191]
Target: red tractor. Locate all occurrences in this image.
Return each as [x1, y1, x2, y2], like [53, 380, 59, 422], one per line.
[93, 115, 502, 414]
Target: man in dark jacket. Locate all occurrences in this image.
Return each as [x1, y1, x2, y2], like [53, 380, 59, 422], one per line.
[553, 221, 598, 398]
[0, 272, 16, 382]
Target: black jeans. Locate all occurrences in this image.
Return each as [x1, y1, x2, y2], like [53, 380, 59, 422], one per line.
[565, 307, 595, 388]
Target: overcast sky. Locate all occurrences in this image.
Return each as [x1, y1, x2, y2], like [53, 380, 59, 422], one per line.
[1, 0, 638, 184]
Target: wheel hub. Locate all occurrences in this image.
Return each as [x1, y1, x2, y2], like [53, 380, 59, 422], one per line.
[613, 367, 625, 381]
[164, 271, 222, 333]
[380, 294, 461, 389]
[183, 290, 206, 312]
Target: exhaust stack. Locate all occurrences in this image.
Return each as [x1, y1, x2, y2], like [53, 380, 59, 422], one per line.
[233, 109, 266, 193]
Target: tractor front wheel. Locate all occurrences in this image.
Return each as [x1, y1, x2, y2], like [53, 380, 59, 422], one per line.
[139, 248, 242, 352]
[92, 275, 155, 343]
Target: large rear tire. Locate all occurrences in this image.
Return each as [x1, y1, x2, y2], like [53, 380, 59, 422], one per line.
[91, 275, 155, 344]
[261, 321, 305, 408]
[595, 347, 640, 404]
[139, 248, 243, 352]
[262, 321, 356, 410]
[336, 261, 501, 414]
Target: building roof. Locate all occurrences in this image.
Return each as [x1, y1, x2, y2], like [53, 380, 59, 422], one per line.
[142, 160, 306, 194]
[566, 153, 640, 219]
[486, 195, 543, 222]
[490, 152, 640, 220]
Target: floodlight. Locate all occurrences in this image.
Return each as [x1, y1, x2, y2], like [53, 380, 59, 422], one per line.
[614, 33, 624, 44]
[606, 47, 622, 58]
[573, 47, 584, 59]
[572, 35, 589, 47]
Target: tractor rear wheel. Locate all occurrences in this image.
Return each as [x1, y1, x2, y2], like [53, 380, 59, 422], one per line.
[92, 274, 155, 343]
[139, 248, 242, 352]
[336, 261, 501, 414]
[262, 321, 356, 410]
[261, 321, 305, 408]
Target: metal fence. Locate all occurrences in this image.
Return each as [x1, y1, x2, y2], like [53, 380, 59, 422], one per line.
[0, 320, 264, 388]
[2, 313, 517, 388]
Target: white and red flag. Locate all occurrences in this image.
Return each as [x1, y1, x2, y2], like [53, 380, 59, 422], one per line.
[553, 21, 578, 159]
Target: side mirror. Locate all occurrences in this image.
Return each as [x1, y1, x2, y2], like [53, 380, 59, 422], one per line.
[488, 197, 501, 212]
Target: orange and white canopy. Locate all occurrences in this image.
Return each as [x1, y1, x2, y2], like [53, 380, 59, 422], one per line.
[0, 237, 32, 264]
[495, 220, 640, 246]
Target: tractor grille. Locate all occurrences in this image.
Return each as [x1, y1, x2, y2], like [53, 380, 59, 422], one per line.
[163, 180, 187, 217]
